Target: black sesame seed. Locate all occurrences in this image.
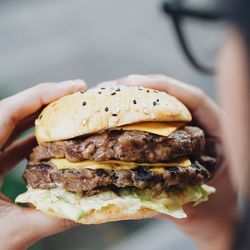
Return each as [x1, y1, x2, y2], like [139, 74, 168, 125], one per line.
[82, 101, 87, 106]
[39, 115, 43, 120]
[115, 88, 121, 92]
[112, 113, 117, 116]
[101, 87, 106, 90]
[105, 107, 109, 112]
[80, 90, 85, 94]
[153, 90, 158, 93]
[153, 101, 157, 106]
[156, 99, 159, 102]
[98, 91, 102, 94]
[133, 99, 137, 104]
[111, 92, 116, 95]
[146, 90, 150, 93]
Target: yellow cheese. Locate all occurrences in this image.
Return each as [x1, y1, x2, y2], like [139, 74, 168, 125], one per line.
[120, 122, 184, 137]
[149, 168, 165, 174]
[50, 158, 191, 170]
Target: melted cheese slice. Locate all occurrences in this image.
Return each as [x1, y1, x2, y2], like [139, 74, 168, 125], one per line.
[120, 122, 184, 137]
[51, 158, 191, 170]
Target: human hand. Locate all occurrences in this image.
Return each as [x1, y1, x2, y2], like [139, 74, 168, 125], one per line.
[0, 80, 86, 250]
[98, 74, 237, 250]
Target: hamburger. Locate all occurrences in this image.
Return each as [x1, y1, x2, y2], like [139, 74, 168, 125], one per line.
[16, 86, 216, 224]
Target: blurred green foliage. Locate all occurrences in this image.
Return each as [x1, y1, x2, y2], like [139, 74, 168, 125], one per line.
[1, 129, 34, 201]
[2, 173, 26, 201]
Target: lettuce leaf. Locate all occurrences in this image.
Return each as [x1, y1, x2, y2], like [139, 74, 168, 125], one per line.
[15, 185, 215, 221]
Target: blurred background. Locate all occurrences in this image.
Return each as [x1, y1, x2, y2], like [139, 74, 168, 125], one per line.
[0, 0, 226, 249]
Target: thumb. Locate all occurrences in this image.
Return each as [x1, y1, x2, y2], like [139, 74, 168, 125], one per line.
[22, 207, 77, 240]
[3, 203, 77, 250]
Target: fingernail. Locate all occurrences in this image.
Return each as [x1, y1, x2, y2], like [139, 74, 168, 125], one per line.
[59, 80, 87, 92]
[147, 74, 167, 81]
[97, 81, 117, 87]
[60, 79, 86, 87]
[74, 79, 87, 87]
[117, 75, 150, 85]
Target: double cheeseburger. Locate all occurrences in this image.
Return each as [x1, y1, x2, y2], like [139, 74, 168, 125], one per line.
[16, 86, 216, 224]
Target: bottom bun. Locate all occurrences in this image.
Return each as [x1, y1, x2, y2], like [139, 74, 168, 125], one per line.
[45, 205, 158, 224]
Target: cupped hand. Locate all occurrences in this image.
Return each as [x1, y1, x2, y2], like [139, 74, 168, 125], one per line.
[98, 74, 238, 250]
[0, 80, 86, 250]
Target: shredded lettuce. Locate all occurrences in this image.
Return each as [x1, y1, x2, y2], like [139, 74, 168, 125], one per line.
[15, 185, 215, 221]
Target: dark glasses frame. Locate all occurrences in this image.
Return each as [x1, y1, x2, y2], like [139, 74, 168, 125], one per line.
[162, 0, 225, 74]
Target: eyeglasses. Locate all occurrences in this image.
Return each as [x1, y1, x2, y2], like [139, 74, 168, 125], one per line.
[162, 0, 226, 74]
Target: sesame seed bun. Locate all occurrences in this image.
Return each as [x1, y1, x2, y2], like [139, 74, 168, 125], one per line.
[35, 86, 192, 144]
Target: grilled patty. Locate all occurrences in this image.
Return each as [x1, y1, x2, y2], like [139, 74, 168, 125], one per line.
[24, 156, 215, 195]
[30, 126, 205, 163]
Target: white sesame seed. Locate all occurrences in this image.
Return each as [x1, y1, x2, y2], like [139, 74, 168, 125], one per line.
[109, 116, 119, 126]
[134, 106, 140, 112]
[94, 106, 100, 112]
[125, 104, 130, 111]
[35, 119, 39, 126]
[82, 119, 87, 126]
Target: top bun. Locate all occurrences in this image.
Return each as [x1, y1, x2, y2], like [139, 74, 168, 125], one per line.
[35, 86, 192, 144]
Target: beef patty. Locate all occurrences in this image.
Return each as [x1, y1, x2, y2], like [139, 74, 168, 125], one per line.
[24, 156, 215, 194]
[30, 126, 205, 163]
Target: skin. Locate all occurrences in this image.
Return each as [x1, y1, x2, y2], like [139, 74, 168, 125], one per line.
[0, 79, 86, 250]
[217, 28, 250, 195]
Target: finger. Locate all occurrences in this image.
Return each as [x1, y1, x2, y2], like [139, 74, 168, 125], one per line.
[0, 79, 86, 147]
[0, 192, 12, 202]
[3, 111, 40, 149]
[0, 135, 37, 175]
[100, 74, 222, 137]
[0, 202, 77, 250]
[21, 208, 78, 245]
[97, 75, 151, 87]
